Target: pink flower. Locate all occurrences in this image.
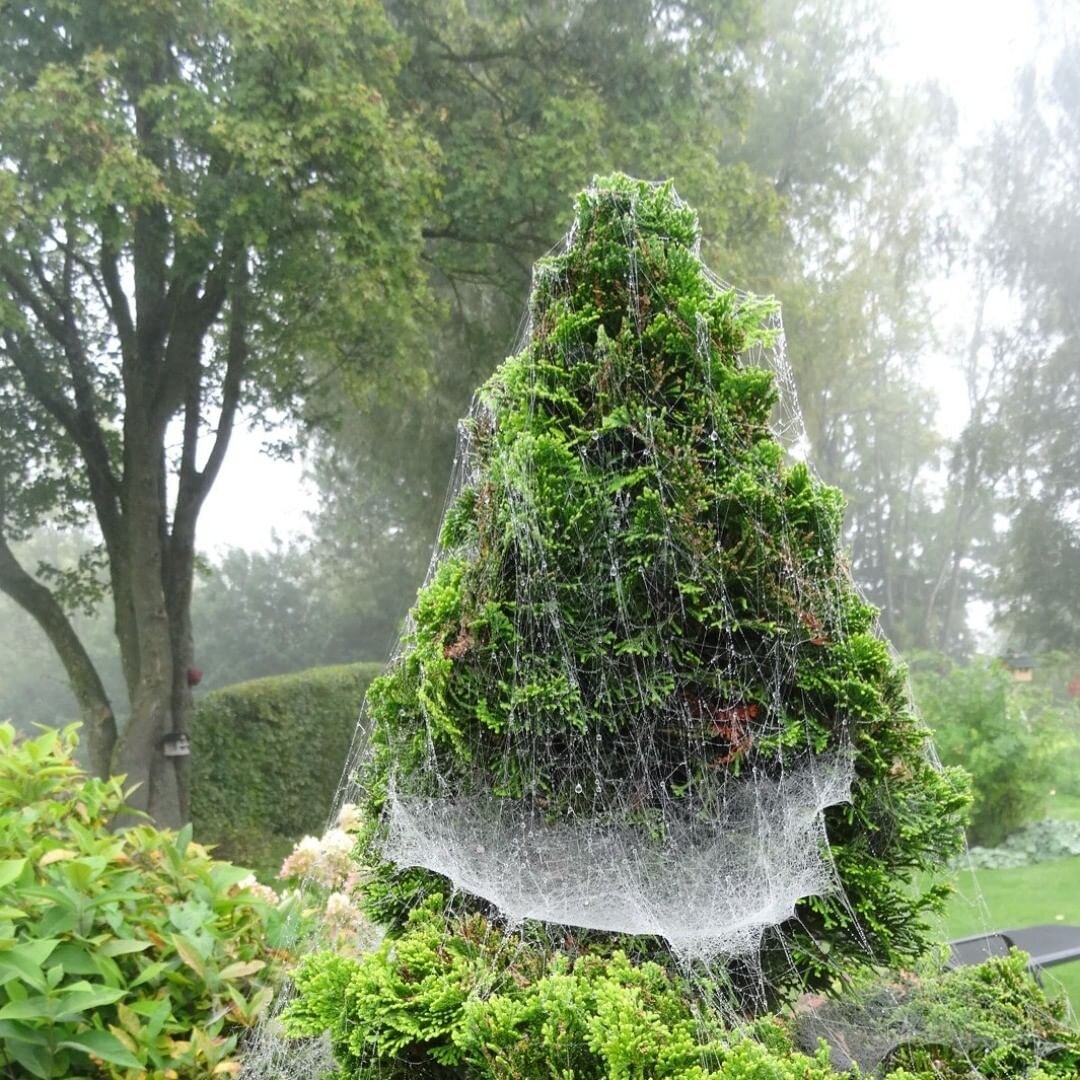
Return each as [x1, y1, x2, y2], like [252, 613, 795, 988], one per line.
[279, 835, 321, 881]
[312, 828, 355, 889]
[236, 874, 279, 905]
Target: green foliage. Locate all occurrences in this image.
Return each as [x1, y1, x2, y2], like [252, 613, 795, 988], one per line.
[0, 722, 285, 1079]
[192, 663, 380, 875]
[307, 0, 784, 660]
[284, 895, 845, 1079]
[286, 896, 1079, 1079]
[878, 952, 1080, 1079]
[966, 818, 1080, 869]
[913, 659, 1059, 846]
[0, 0, 436, 822]
[191, 543, 388, 691]
[361, 177, 969, 997]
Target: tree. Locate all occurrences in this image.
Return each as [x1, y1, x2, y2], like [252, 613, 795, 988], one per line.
[309, 0, 784, 650]
[191, 541, 385, 688]
[718, 0, 959, 651]
[975, 28, 1080, 650]
[0, 530, 123, 739]
[357, 179, 968, 1014]
[0, 0, 434, 824]
[313, 0, 961, 656]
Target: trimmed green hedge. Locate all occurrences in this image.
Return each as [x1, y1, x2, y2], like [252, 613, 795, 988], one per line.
[192, 662, 380, 875]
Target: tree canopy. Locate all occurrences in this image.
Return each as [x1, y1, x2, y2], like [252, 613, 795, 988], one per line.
[0, 0, 434, 822]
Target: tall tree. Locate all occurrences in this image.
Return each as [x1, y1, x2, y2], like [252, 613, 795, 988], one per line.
[979, 29, 1080, 650]
[313, 0, 961, 656]
[0, 0, 434, 823]
[720, 0, 957, 650]
[310, 0, 783, 649]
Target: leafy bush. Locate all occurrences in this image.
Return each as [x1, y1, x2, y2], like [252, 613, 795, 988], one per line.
[0, 722, 286, 1079]
[359, 175, 969, 997]
[192, 663, 380, 874]
[284, 894, 845, 1079]
[966, 817, 1080, 868]
[285, 895, 1080, 1079]
[803, 951, 1080, 1079]
[913, 659, 1060, 846]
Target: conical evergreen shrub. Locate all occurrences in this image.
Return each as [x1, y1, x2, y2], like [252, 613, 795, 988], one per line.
[357, 175, 968, 1001]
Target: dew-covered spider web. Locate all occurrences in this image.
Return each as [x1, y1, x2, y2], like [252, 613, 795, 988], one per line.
[241, 176, 995, 1078]
[352, 176, 862, 967]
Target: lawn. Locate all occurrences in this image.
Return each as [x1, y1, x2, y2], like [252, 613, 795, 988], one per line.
[935, 855, 1080, 1018]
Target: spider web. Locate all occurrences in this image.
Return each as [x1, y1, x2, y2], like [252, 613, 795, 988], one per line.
[359, 179, 858, 966]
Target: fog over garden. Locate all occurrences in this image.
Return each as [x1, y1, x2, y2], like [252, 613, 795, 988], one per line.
[1, 1, 1078, 1077]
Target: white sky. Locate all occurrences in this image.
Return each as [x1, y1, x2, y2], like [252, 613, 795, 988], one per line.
[198, 0, 1046, 553]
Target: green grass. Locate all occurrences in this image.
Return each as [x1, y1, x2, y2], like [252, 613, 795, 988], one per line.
[1046, 790, 1080, 821]
[935, 856, 1080, 1017]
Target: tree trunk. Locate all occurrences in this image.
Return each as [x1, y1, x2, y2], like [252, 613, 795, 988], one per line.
[112, 420, 184, 827]
[165, 532, 197, 824]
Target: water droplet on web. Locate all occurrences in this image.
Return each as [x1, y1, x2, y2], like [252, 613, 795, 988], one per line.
[609, 564, 618, 576]
[817, 548, 824, 557]
[710, 430, 718, 442]
[574, 782, 583, 794]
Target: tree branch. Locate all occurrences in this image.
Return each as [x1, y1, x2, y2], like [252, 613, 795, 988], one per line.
[171, 259, 249, 555]
[2, 329, 123, 544]
[98, 225, 137, 365]
[0, 526, 117, 778]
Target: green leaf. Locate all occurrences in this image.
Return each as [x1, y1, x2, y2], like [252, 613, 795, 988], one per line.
[0, 1019, 50, 1046]
[0, 858, 26, 888]
[54, 982, 126, 1020]
[0, 996, 50, 1020]
[0, 940, 60, 990]
[171, 933, 206, 979]
[130, 960, 168, 988]
[100, 937, 152, 957]
[59, 1028, 144, 1070]
[219, 958, 265, 980]
[50, 943, 104, 976]
[176, 822, 193, 856]
[1, 1032, 52, 1078]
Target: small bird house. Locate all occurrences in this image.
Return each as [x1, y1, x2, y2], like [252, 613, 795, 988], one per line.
[162, 732, 192, 758]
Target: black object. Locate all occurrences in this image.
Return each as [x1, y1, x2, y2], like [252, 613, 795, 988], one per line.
[948, 924, 1080, 980]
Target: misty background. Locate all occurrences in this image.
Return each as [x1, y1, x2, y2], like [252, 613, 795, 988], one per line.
[2, 0, 1078, 727]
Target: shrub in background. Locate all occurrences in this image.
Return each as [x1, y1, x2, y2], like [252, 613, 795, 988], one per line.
[966, 817, 1080, 869]
[0, 722, 288, 1079]
[802, 951, 1080, 1079]
[912, 659, 1061, 847]
[192, 663, 380, 875]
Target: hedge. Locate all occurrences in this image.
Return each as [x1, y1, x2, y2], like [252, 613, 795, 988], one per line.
[191, 662, 381, 874]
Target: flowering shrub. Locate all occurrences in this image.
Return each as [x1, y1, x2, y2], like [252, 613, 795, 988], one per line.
[0, 722, 290, 1079]
[276, 804, 377, 954]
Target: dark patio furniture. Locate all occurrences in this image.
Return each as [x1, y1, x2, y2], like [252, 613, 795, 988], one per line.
[948, 923, 1080, 978]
